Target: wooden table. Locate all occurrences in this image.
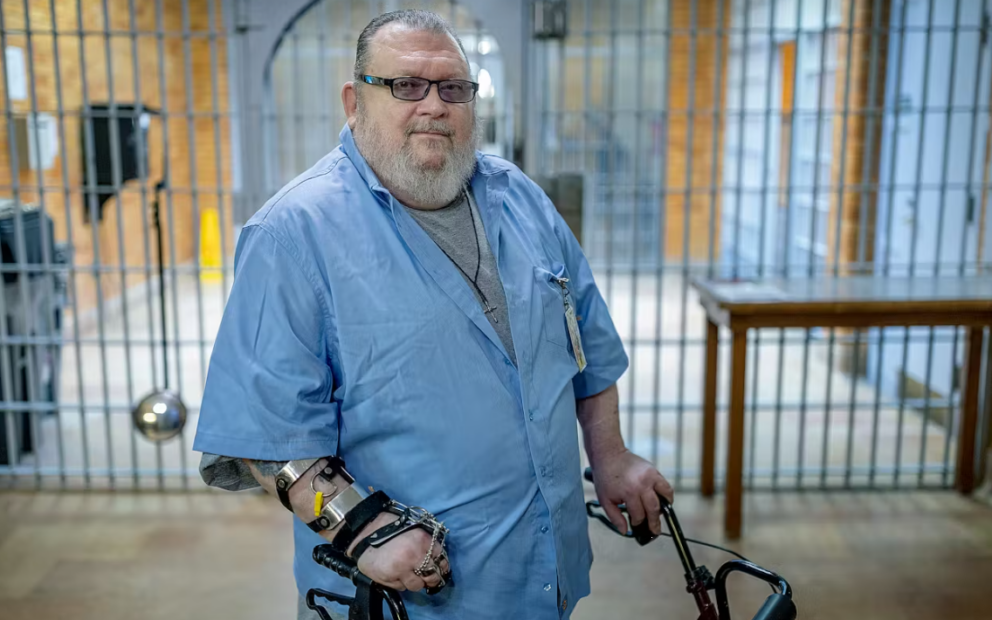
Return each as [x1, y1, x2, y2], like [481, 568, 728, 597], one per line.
[692, 276, 992, 539]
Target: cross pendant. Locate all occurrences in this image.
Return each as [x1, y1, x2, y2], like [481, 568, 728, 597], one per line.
[484, 301, 498, 323]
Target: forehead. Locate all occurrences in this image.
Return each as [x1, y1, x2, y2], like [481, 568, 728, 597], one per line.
[366, 23, 469, 78]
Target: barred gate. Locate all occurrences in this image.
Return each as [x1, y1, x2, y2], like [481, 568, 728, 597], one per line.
[528, 0, 992, 490]
[0, 0, 990, 492]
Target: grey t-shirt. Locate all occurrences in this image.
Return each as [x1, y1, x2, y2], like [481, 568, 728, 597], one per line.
[404, 188, 516, 365]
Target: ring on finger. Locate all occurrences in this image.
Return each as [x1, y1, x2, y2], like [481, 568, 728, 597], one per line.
[414, 561, 439, 577]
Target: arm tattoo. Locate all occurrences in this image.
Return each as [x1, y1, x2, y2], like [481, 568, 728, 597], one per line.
[248, 459, 287, 477]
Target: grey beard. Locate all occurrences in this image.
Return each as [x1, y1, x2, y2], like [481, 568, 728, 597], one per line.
[355, 114, 482, 208]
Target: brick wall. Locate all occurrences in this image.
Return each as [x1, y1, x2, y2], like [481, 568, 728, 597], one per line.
[0, 0, 233, 315]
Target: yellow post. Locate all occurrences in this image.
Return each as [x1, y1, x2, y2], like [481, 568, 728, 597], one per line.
[200, 207, 222, 283]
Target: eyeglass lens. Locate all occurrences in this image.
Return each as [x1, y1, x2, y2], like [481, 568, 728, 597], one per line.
[391, 77, 475, 103]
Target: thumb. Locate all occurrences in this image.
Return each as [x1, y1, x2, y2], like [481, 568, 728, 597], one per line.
[602, 501, 629, 534]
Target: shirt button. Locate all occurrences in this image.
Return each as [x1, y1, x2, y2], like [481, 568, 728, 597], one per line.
[544, 583, 552, 592]
[504, 358, 512, 366]
[540, 525, 548, 533]
[540, 466, 547, 477]
[562, 598, 568, 611]
[528, 410, 535, 421]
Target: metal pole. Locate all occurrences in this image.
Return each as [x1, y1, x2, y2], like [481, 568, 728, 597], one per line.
[652, 0, 672, 470]
[606, 0, 618, 308]
[75, 0, 115, 488]
[208, 0, 231, 301]
[947, 3, 990, 485]
[796, 0, 830, 489]
[48, 0, 89, 489]
[0, 4, 23, 487]
[707, 0, 726, 277]
[181, 1, 208, 490]
[155, 0, 187, 489]
[819, 0, 861, 490]
[126, 0, 160, 489]
[20, 0, 59, 488]
[901, 0, 936, 487]
[917, 0, 964, 487]
[880, 0, 909, 487]
[628, 0, 646, 456]
[99, 0, 139, 489]
[675, 0, 699, 487]
[758, 0, 781, 489]
[732, 0, 750, 281]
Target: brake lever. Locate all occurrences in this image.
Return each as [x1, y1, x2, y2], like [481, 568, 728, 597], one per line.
[582, 467, 665, 546]
[585, 499, 635, 538]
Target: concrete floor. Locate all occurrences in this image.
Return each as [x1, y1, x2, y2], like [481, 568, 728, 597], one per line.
[1, 487, 991, 620]
[2, 270, 954, 490]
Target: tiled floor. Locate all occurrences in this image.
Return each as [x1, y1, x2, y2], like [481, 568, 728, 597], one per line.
[3, 271, 956, 491]
[1, 486, 991, 620]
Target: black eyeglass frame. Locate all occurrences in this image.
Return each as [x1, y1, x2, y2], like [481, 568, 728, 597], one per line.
[357, 75, 480, 103]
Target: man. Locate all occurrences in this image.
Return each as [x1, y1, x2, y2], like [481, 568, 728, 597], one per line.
[194, 9, 673, 620]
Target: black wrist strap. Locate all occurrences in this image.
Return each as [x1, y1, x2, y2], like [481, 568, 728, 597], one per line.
[349, 529, 379, 561]
[320, 490, 392, 549]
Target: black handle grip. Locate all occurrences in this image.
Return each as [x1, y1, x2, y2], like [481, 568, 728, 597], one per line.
[312, 544, 374, 588]
[585, 467, 664, 546]
[631, 518, 658, 546]
[751, 593, 797, 620]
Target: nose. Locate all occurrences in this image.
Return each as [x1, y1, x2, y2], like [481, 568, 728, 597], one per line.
[415, 83, 449, 117]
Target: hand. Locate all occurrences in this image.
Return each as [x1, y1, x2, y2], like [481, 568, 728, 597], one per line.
[591, 449, 674, 536]
[347, 512, 451, 592]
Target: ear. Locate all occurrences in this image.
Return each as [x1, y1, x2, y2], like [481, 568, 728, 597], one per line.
[341, 81, 358, 128]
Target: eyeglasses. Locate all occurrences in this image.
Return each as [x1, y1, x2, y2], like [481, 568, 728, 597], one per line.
[358, 75, 479, 103]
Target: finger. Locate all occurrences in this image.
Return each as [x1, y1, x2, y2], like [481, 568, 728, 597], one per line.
[400, 572, 427, 592]
[624, 494, 647, 529]
[433, 552, 450, 576]
[654, 476, 675, 505]
[377, 576, 406, 591]
[420, 567, 442, 589]
[640, 488, 662, 536]
[601, 501, 629, 534]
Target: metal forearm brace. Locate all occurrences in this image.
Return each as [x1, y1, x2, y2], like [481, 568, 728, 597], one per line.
[273, 457, 449, 562]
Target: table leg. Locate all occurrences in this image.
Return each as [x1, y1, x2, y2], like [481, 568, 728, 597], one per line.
[702, 319, 719, 497]
[955, 327, 985, 494]
[725, 328, 748, 539]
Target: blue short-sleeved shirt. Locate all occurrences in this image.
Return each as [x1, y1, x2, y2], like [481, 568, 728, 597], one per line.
[193, 125, 628, 620]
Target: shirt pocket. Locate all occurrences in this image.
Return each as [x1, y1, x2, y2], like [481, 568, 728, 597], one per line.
[533, 262, 570, 350]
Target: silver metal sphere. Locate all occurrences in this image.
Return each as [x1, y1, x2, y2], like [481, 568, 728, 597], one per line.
[132, 389, 187, 442]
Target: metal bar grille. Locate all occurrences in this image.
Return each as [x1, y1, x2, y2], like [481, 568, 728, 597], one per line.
[0, 0, 234, 490]
[530, 0, 992, 492]
[1, 0, 989, 493]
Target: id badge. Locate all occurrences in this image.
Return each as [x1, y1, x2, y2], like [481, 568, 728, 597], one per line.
[554, 275, 587, 372]
[564, 300, 587, 372]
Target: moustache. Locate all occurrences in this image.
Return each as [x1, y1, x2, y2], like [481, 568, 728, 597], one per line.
[405, 122, 454, 138]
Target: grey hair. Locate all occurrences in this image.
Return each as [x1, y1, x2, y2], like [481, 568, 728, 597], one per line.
[353, 9, 470, 80]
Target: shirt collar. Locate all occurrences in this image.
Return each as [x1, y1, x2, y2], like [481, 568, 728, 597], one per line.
[339, 123, 389, 195]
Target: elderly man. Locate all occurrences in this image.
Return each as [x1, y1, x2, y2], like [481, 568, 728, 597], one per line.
[194, 9, 672, 620]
